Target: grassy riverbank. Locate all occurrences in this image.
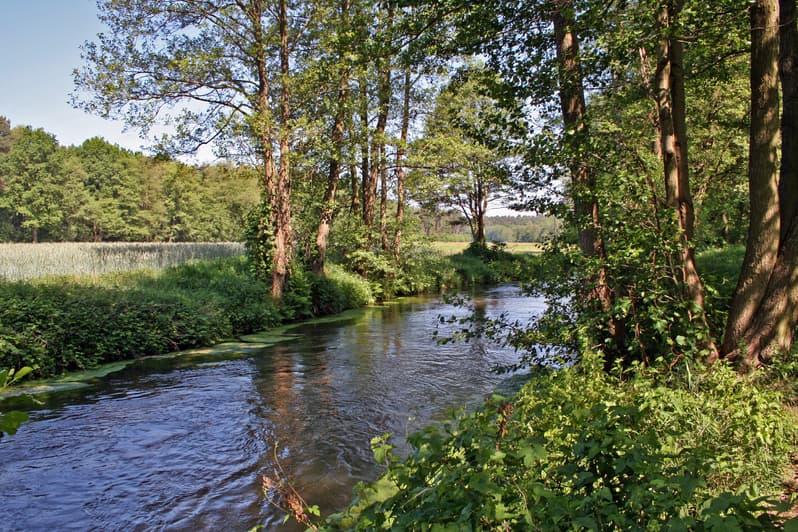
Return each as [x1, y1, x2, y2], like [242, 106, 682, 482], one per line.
[0, 256, 373, 378]
[0, 244, 533, 379]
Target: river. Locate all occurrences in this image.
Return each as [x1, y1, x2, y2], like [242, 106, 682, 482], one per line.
[0, 284, 543, 531]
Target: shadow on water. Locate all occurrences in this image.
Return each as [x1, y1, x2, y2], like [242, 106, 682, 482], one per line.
[0, 284, 544, 531]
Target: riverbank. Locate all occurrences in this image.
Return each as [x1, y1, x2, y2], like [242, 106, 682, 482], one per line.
[313, 245, 798, 530]
[0, 256, 373, 379]
[0, 244, 535, 379]
[324, 358, 798, 529]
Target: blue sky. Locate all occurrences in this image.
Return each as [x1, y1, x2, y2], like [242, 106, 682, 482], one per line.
[0, 0, 142, 150]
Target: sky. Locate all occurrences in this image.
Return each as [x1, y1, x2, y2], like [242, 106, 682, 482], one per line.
[0, 0, 527, 214]
[0, 0, 144, 151]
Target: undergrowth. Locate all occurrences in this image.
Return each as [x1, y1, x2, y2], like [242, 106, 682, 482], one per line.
[322, 358, 798, 530]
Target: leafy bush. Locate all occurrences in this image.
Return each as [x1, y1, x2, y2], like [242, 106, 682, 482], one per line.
[324, 361, 797, 530]
[312, 264, 374, 315]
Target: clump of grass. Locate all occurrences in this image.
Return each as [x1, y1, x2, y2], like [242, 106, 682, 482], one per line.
[0, 242, 245, 281]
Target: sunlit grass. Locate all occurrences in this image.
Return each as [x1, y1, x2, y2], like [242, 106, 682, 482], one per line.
[0, 242, 245, 281]
[431, 241, 543, 255]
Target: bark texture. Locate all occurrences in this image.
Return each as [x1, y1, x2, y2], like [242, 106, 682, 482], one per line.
[722, 0, 798, 367]
[721, 0, 782, 359]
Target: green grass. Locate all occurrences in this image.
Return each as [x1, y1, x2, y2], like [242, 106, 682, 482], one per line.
[0, 242, 245, 281]
[432, 241, 542, 255]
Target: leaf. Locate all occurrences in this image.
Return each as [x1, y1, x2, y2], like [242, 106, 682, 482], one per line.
[0, 410, 29, 436]
[8, 366, 34, 385]
[518, 444, 548, 466]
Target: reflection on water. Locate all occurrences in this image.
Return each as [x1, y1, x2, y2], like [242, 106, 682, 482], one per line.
[0, 285, 543, 531]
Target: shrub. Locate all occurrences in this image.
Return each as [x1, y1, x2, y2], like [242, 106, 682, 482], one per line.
[312, 264, 374, 315]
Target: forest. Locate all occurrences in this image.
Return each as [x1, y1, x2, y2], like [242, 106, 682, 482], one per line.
[3, 0, 798, 528]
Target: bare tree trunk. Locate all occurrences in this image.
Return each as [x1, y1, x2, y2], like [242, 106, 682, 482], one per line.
[721, 0, 782, 360]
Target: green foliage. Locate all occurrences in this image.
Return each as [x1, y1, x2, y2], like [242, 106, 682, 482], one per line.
[0, 241, 244, 281]
[0, 126, 258, 244]
[244, 199, 274, 282]
[447, 242, 536, 286]
[311, 264, 374, 315]
[325, 362, 798, 530]
[0, 366, 34, 438]
[0, 254, 385, 378]
[0, 257, 270, 377]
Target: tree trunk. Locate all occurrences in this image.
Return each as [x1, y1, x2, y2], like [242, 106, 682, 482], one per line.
[365, 1, 393, 238]
[722, 0, 798, 368]
[252, 0, 279, 288]
[654, 0, 718, 359]
[721, 0, 782, 359]
[552, 0, 624, 362]
[476, 179, 487, 246]
[272, 0, 293, 298]
[380, 144, 390, 251]
[360, 76, 376, 228]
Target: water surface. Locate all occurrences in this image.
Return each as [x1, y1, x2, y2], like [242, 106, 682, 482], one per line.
[0, 285, 542, 530]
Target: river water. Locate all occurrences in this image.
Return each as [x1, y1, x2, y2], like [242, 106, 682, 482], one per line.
[0, 285, 543, 531]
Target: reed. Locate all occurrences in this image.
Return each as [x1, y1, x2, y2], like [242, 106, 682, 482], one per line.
[0, 242, 245, 281]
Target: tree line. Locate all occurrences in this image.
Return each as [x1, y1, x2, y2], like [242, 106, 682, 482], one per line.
[0, 117, 258, 243]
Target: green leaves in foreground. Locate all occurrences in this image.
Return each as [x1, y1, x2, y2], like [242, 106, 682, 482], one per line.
[323, 362, 798, 530]
[0, 366, 34, 437]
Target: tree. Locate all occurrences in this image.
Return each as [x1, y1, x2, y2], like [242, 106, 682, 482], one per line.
[720, 0, 798, 367]
[410, 65, 512, 246]
[0, 127, 74, 242]
[312, 0, 354, 274]
[0, 116, 12, 155]
[74, 0, 323, 296]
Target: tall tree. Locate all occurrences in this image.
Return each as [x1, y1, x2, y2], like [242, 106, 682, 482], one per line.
[651, 0, 718, 358]
[73, 0, 319, 296]
[721, 0, 798, 367]
[410, 66, 512, 246]
[312, 0, 353, 274]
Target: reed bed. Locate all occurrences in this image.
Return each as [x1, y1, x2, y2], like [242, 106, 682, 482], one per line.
[0, 242, 245, 281]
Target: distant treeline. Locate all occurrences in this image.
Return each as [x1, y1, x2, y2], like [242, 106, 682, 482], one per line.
[424, 211, 560, 243]
[0, 117, 258, 243]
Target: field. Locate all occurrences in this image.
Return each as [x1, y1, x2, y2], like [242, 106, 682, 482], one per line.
[0, 242, 245, 281]
[431, 241, 543, 255]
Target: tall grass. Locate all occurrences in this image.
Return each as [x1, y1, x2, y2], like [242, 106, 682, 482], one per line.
[0, 242, 245, 281]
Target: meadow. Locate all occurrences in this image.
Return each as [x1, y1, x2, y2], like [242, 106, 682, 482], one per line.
[0, 242, 245, 281]
[431, 241, 542, 255]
